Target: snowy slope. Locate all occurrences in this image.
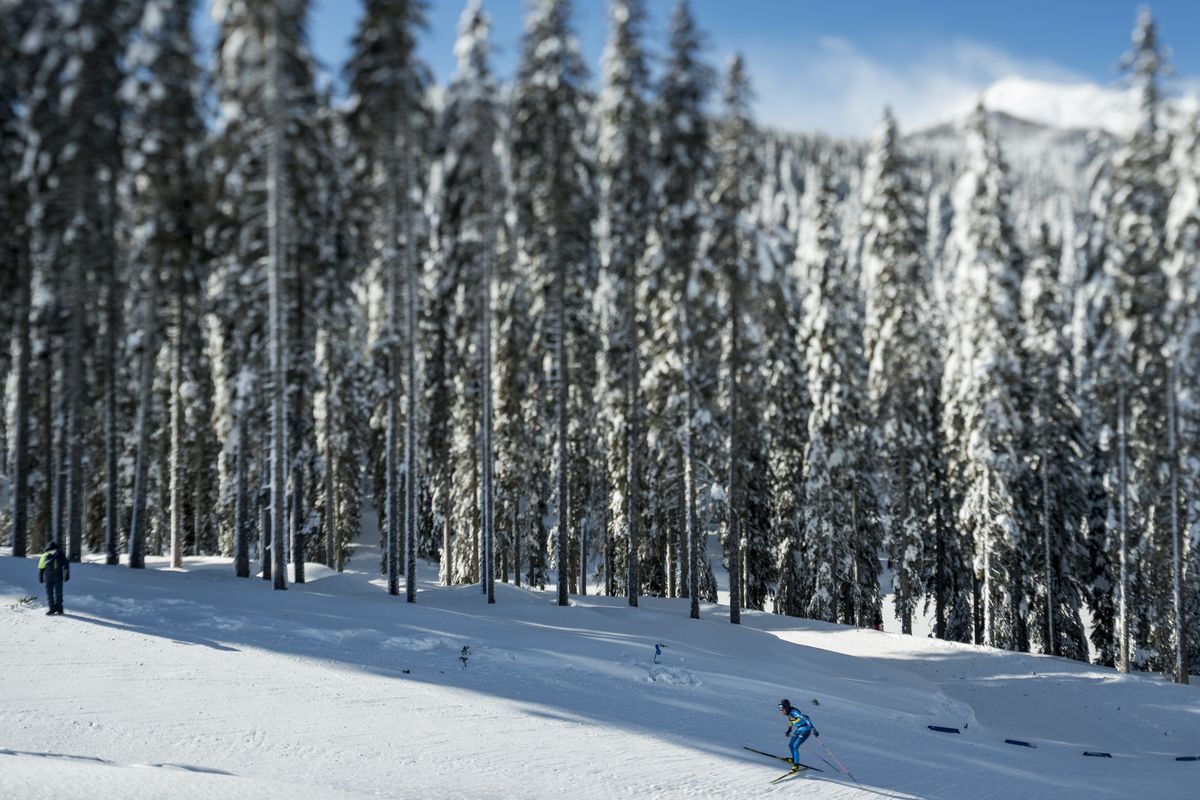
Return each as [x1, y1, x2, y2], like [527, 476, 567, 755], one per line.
[1, 540, 1197, 800]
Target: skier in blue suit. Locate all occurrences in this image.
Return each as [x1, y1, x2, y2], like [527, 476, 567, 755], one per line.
[779, 699, 818, 772]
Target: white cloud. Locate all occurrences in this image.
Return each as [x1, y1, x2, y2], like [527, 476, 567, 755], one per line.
[734, 37, 1099, 137]
[980, 76, 1137, 135]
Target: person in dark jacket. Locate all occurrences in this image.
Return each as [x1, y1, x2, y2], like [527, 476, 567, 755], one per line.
[38, 541, 70, 615]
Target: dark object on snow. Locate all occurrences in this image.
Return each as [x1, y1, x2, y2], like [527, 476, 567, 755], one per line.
[1082, 751, 1112, 758]
[653, 642, 667, 663]
[927, 725, 960, 734]
[38, 543, 70, 615]
[1005, 739, 1036, 748]
[811, 698, 820, 706]
[1175, 756, 1198, 762]
[459, 645, 470, 669]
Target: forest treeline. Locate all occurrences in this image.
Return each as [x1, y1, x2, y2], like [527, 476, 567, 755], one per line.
[0, 0, 1196, 683]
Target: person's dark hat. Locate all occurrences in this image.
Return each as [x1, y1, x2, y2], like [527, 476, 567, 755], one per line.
[47, 541, 59, 550]
[779, 698, 791, 710]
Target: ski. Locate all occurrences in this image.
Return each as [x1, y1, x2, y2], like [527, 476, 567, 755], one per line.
[769, 768, 808, 785]
[743, 746, 822, 772]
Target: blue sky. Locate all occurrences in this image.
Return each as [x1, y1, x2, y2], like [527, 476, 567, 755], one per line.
[210, 1, 1200, 135]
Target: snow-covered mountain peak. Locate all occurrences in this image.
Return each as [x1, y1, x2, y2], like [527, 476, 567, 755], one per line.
[979, 75, 1139, 136]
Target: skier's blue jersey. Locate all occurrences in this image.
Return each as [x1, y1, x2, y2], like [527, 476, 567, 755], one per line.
[786, 708, 813, 737]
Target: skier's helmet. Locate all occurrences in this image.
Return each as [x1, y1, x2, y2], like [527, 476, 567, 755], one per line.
[778, 699, 791, 711]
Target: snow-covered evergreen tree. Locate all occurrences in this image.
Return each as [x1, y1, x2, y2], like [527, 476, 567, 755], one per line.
[703, 55, 771, 620]
[19, 0, 130, 564]
[758, 149, 810, 620]
[1096, 9, 1174, 671]
[1022, 221, 1090, 661]
[800, 162, 882, 627]
[1, 0, 33, 558]
[121, 0, 204, 572]
[1166, 110, 1199, 683]
[510, 0, 596, 606]
[861, 109, 937, 635]
[595, 0, 652, 604]
[345, 0, 431, 598]
[639, 0, 719, 613]
[943, 103, 1028, 651]
[427, 0, 502, 588]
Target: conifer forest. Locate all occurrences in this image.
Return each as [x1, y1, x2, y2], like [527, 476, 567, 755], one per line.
[2, 0, 1198, 686]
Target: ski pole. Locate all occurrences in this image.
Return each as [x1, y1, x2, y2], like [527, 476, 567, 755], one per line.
[803, 744, 839, 771]
[810, 739, 862, 788]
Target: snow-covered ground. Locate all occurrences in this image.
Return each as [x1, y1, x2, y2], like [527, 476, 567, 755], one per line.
[2, 532, 1197, 800]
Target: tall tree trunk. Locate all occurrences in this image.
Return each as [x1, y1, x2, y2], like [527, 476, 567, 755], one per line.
[34, 341, 52, 557]
[259, 481, 271, 581]
[65, 197, 85, 563]
[292, 465, 305, 583]
[934, 448, 947, 640]
[292, 267, 307, 585]
[403, 133, 418, 604]
[130, 271, 159, 568]
[626, 266, 640, 605]
[384, 116, 402, 597]
[555, 239, 569, 607]
[727, 270, 741, 626]
[323, 382, 336, 569]
[103, 265, 120, 564]
[267, 6, 288, 591]
[483, 161, 496, 605]
[1167, 362, 1188, 683]
[11, 257, 31, 559]
[1042, 445, 1055, 655]
[513, 512, 521, 588]
[1117, 378, 1130, 672]
[168, 276, 185, 572]
[234, 416, 249, 576]
[53, 331, 66, 550]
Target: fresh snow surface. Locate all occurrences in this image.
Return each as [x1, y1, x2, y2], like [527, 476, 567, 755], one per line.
[2, 534, 1197, 800]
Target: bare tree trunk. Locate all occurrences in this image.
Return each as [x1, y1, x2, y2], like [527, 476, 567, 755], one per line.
[934, 457, 947, 640]
[1042, 445, 1055, 655]
[555, 239, 569, 607]
[1118, 378, 1129, 672]
[403, 131, 418, 605]
[130, 270, 159, 568]
[483, 158, 496, 605]
[685, 422, 699, 620]
[292, 268, 307, 585]
[103, 243, 120, 564]
[234, 416, 249, 576]
[52, 330, 66, 550]
[513, 512, 521, 588]
[267, 6, 288, 591]
[34, 341, 52, 557]
[578, 493, 586, 596]
[626, 268, 640, 605]
[292, 464, 305, 583]
[1167, 362, 1188, 684]
[168, 278, 185, 572]
[323, 392, 336, 569]
[11, 259, 31, 558]
[259, 482, 271, 581]
[65, 200, 85, 563]
[983, 470, 994, 646]
[727, 270, 741, 626]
